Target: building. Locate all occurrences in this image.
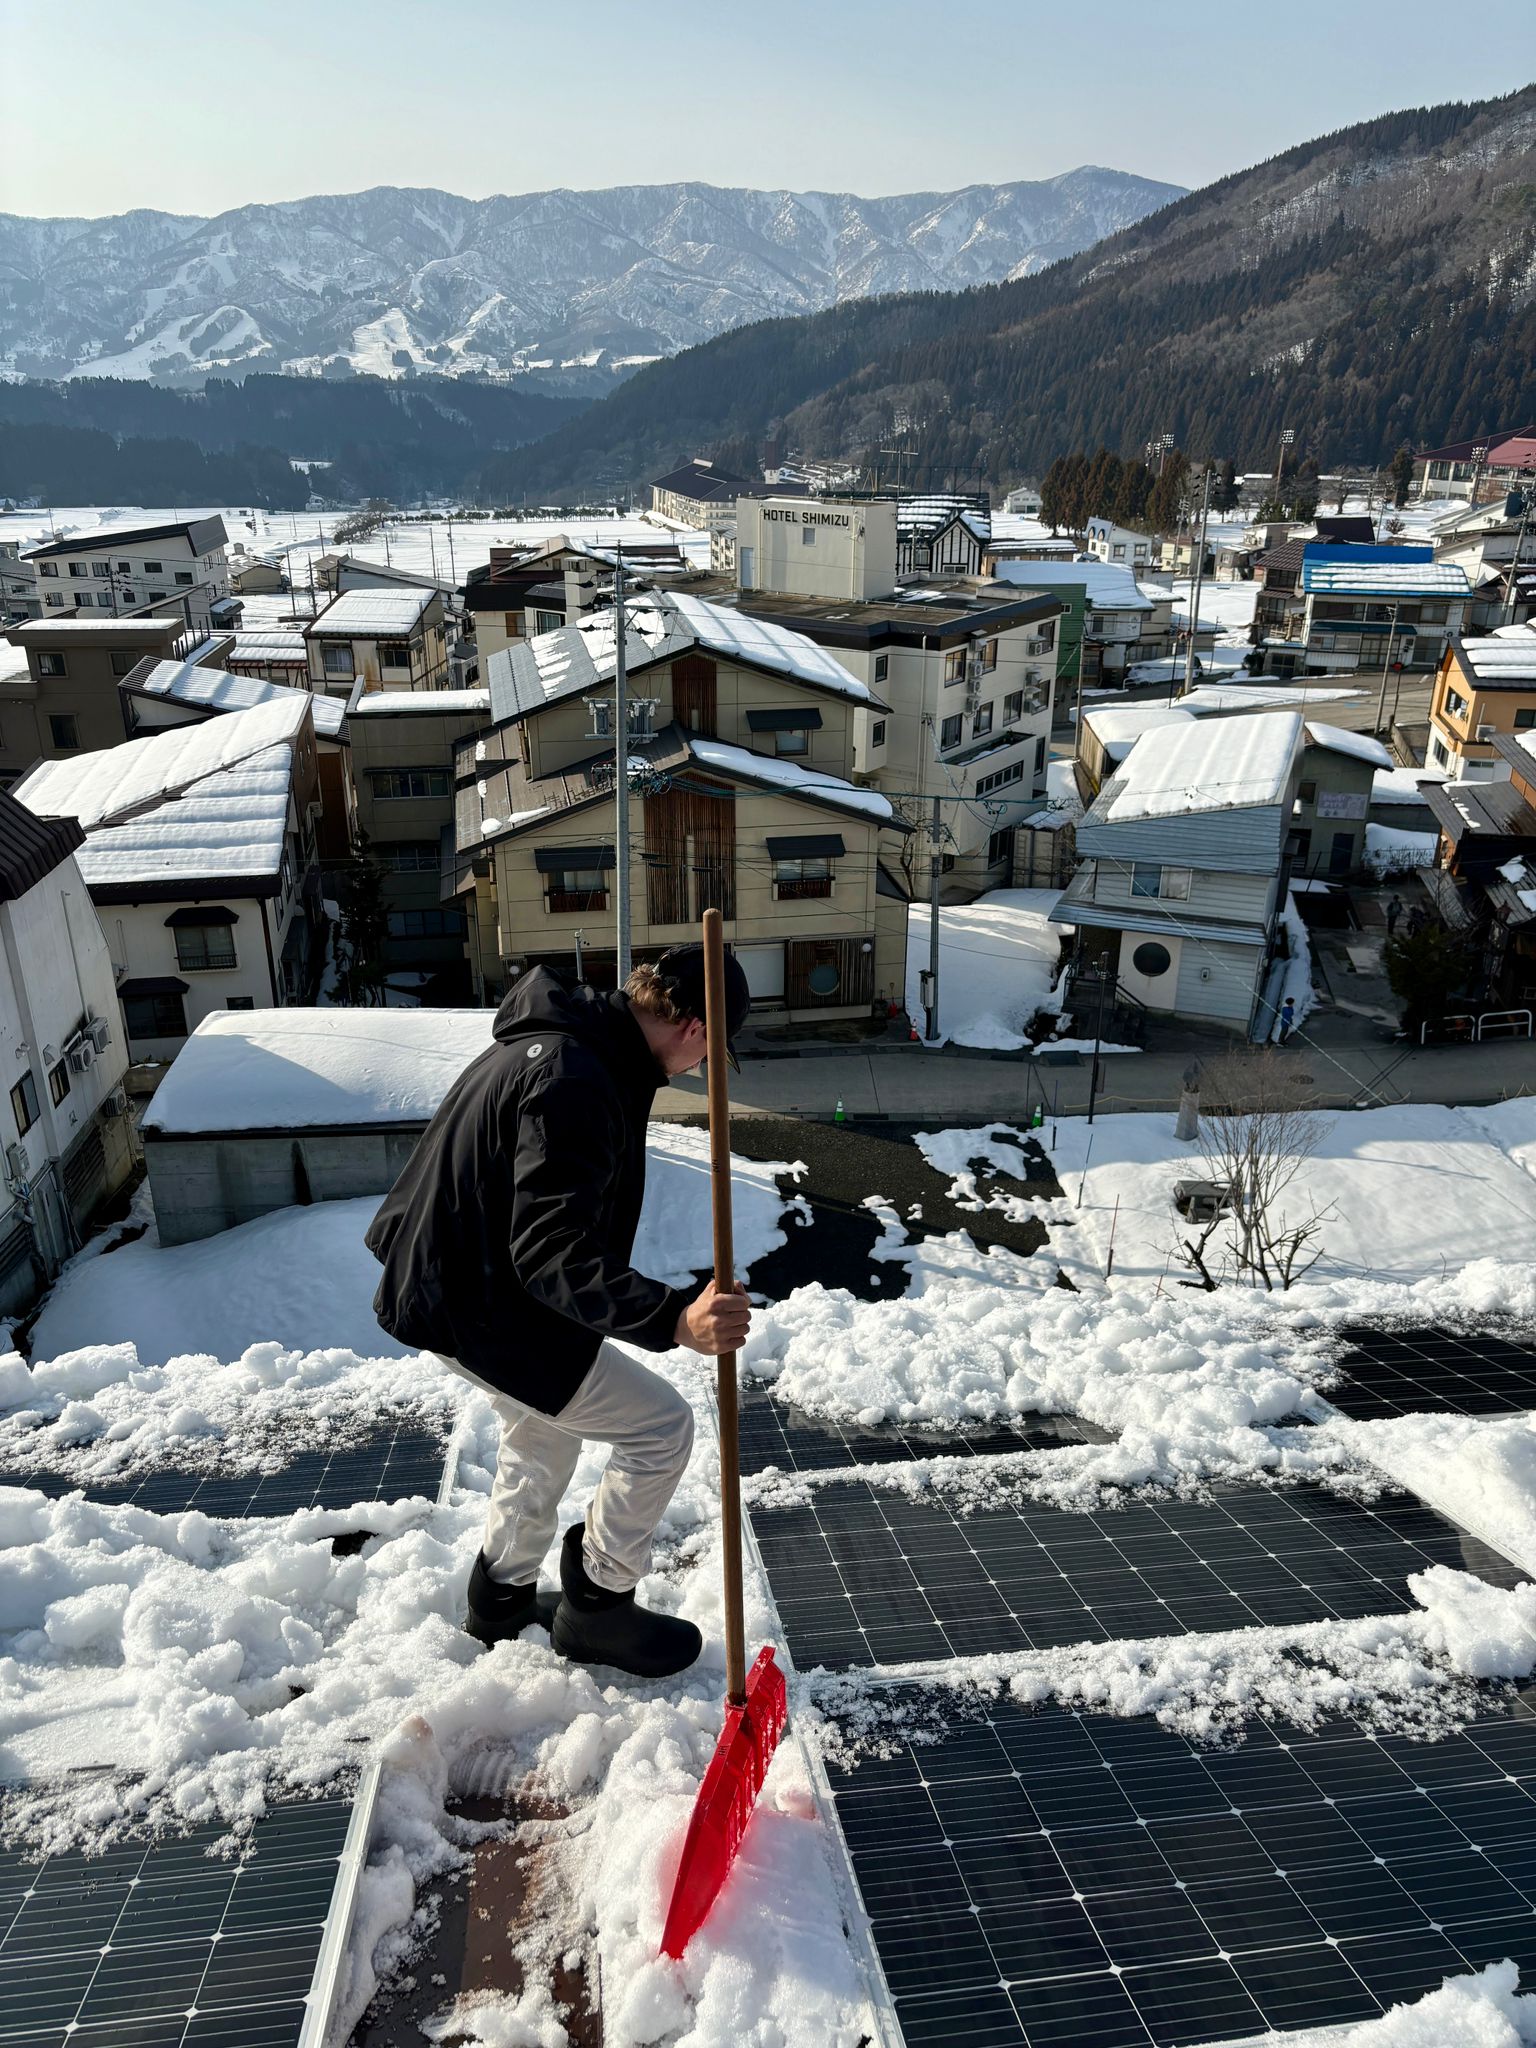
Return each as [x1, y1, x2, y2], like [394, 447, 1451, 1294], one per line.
[462, 537, 685, 669]
[1253, 545, 1472, 677]
[345, 686, 493, 987]
[649, 458, 759, 534]
[1294, 723, 1393, 877]
[0, 791, 136, 1315]
[304, 587, 449, 697]
[226, 630, 310, 685]
[1415, 426, 1536, 504]
[1085, 518, 1156, 569]
[1052, 712, 1305, 1035]
[15, 697, 325, 1060]
[1418, 734, 1536, 1003]
[894, 497, 990, 579]
[23, 517, 236, 637]
[1003, 486, 1043, 517]
[1, 542, 40, 624]
[229, 556, 286, 596]
[454, 593, 912, 1019]
[1426, 627, 1536, 779]
[0, 615, 231, 788]
[992, 559, 1153, 689]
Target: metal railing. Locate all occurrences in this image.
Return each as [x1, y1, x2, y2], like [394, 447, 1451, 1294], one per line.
[1420, 1009, 1532, 1044]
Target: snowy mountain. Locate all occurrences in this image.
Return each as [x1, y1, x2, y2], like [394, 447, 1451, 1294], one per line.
[0, 169, 1183, 385]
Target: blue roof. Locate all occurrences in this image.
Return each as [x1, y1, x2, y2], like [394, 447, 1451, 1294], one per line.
[1302, 543, 1433, 566]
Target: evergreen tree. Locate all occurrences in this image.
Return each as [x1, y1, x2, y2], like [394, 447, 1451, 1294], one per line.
[1214, 458, 1239, 513]
[1383, 925, 1477, 1040]
[1390, 443, 1415, 507]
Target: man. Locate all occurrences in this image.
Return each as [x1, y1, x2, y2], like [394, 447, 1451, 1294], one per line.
[366, 945, 752, 1679]
[1386, 894, 1403, 938]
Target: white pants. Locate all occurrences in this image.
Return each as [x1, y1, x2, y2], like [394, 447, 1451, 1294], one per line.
[440, 1342, 695, 1594]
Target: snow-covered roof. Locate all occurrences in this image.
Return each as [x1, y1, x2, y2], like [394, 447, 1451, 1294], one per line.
[1102, 711, 1303, 823]
[125, 658, 347, 737]
[687, 735, 896, 824]
[487, 591, 873, 726]
[16, 694, 309, 830]
[1372, 763, 1447, 805]
[230, 631, 307, 661]
[1302, 722, 1393, 768]
[994, 560, 1154, 611]
[1460, 634, 1536, 684]
[0, 645, 31, 691]
[347, 688, 491, 718]
[70, 747, 294, 890]
[144, 1009, 497, 1135]
[1082, 706, 1194, 762]
[307, 588, 434, 636]
[1302, 553, 1473, 598]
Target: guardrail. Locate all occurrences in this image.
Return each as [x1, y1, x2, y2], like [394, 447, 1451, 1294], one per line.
[1420, 1008, 1532, 1044]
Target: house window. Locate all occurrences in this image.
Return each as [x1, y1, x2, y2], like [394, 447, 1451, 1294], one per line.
[143, 561, 162, 574]
[979, 639, 999, 672]
[10, 1071, 39, 1137]
[1298, 780, 1317, 804]
[323, 643, 354, 677]
[379, 842, 441, 871]
[874, 654, 889, 683]
[174, 572, 193, 586]
[870, 719, 886, 747]
[535, 610, 562, 634]
[1444, 687, 1470, 721]
[124, 991, 186, 1039]
[110, 649, 138, 676]
[987, 830, 1011, 868]
[1131, 862, 1163, 898]
[38, 561, 58, 578]
[1160, 867, 1192, 900]
[1430, 737, 1451, 768]
[145, 591, 165, 603]
[1419, 601, 1448, 625]
[117, 561, 131, 574]
[1515, 708, 1536, 730]
[173, 923, 237, 971]
[92, 561, 110, 578]
[47, 1062, 70, 1108]
[1003, 690, 1024, 722]
[1112, 544, 1126, 559]
[44, 593, 64, 608]
[773, 856, 832, 899]
[379, 641, 411, 668]
[773, 727, 810, 756]
[1036, 621, 1055, 649]
[940, 714, 962, 749]
[37, 651, 67, 678]
[977, 760, 1025, 796]
[972, 703, 994, 738]
[543, 871, 608, 914]
[943, 649, 967, 684]
[49, 714, 79, 750]
[371, 768, 450, 800]
[227, 996, 256, 1010]
[1034, 735, 1047, 773]
[387, 908, 466, 937]
[69, 563, 88, 579]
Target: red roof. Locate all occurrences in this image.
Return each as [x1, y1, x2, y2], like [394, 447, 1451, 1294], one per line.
[1417, 426, 1536, 466]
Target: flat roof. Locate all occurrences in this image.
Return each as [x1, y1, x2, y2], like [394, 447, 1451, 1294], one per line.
[737, 586, 1060, 646]
[6, 617, 181, 643]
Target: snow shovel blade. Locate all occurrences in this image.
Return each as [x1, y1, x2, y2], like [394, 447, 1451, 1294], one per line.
[659, 1644, 788, 1959]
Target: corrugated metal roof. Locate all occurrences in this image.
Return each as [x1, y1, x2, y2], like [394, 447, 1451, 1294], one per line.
[1302, 555, 1472, 597]
[307, 588, 434, 635]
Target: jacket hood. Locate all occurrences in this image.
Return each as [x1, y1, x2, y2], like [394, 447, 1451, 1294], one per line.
[492, 968, 658, 1082]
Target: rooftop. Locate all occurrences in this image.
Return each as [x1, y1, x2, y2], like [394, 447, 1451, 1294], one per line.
[0, 790, 86, 903]
[1455, 631, 1536, 688]
[736, 584, 1058, 644]
[1301, 721, 1393, 768]
[125, 658, 347, 738]
[1423, 775, 1536, 844]
[22, 515, 227, 561]
[5, 617, 184, 644]
[1082, 706, 1195, 762]
[346, 688, 491, 718]
[994, 559, 1154, 610]
[1301, 545, 1473, 598]
[650, 459, 756, 502]
[307, 588, 435, 637]
[1417, 426, 1536, 465]
[1095, 710, 1304, 825]
[63, 747, 295, 893]
[230, 631, 307, 661]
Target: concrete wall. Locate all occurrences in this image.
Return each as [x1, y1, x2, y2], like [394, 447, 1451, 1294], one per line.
[735, 497, 898, 602]
[146, 1125, 426, 1245]
[0, 630, 184, 779]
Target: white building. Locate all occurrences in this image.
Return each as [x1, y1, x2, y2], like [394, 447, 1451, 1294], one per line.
[23, 517, 235, 637]
[1, 543, 40, 625]
[15, 696, 325, 1062]
[304, 587, 449, 697]
[1084, 518, 1156, 569]
[0, 790, 135, 1315]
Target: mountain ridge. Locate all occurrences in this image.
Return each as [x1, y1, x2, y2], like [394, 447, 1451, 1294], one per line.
[0, 168, 1184, 387]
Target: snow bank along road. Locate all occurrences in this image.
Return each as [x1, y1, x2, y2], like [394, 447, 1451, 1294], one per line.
[3, 1111, 1536, 2046]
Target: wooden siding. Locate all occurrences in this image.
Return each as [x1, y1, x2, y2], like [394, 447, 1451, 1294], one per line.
[643, 775, 736, 925]
[787, 935, 874, 1008]
[671, 653, 718, 736]
[1085, 862, 1274, 924]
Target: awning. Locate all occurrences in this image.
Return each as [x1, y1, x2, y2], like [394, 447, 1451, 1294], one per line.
[745, 708, 823, 732]
[766, 834, 846, 860]
[164, 905, 238, 926]
[533, 845, 615, 872]
[118, 975, 189, 996]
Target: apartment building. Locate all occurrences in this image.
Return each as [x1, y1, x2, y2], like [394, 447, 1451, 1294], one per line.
[23, 517, 235, 637]
[649, 458, 761, 534]
[1, 543, 40, 625]
[1415, 425, 1536, 504]
[0, 615, 230, 786]
[1426, 628, 1536, 779]
[1253, 544, 1472, 677]
[1084, 518, 1156, 568]
[993, 559, 1152, 688]
[305, 587, 448, 697]
[16, 697, 324, 1060]
[454, 593, 911, 1020]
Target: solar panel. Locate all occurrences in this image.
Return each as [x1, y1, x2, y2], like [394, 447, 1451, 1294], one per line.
[1325, 1324, 1536, 1418]
[10, 1414, 445, 1518]
[0, 1796, 352, 2048]
[755, 1479, 1526, 1672]
[828, 1689, 1536, 2048]
[741, 1389, 1111, 1478]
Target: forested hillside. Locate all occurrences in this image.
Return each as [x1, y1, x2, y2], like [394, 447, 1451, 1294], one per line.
[481, 92, 1536, 501]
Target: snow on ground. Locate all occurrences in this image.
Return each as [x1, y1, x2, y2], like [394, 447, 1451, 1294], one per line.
[903, 888, 1069, 1048]
[1366, 819, 1439, 873]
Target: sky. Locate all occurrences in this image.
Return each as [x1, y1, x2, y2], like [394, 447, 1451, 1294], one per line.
[1, 0, 1532, 218]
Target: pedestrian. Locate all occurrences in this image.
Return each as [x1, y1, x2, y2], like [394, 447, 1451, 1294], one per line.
[1277, 995, 1296, 1044]
[366, 946, 752, 1679]
[1386, 894, 1403, 937]
[1406, 907, 1425, 939]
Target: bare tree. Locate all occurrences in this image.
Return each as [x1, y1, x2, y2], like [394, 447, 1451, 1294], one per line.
[1178, 1053, 1335, 1291]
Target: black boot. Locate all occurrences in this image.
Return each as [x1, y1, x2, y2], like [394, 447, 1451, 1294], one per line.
[465, 1550, 559, 1648]
[551, 1524, 702, 1679]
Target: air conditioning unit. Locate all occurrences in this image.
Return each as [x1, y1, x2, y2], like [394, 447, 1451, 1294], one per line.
[1475, 725, 1497, 741]
[963, 686, 981, 714]
[67, 1040, 95, 1073]
[5, 1141, 28, 1185]
[1027, 639, 1049, 657]
[86, 1016, 112, 1054]
[102, 1085, 128, 1119]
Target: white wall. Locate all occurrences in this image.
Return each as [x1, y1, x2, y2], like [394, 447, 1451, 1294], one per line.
[103, 896, 282, 1060]
[735, 497, 898, 601]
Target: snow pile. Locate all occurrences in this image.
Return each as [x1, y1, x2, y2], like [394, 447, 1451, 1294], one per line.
[1230, 1962, 1536, 2045]
[1338, 1412, 1536, 1579]
[903, 888, 1069, 1048]
[1365, 820, 1438, 873]
[1275, 890, 1317, 1032]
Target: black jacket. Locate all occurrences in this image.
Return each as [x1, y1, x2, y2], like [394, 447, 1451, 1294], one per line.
[365, 968, 691, 1412]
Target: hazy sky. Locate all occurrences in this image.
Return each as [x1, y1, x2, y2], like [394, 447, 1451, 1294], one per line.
[2, 0, 1531, 218]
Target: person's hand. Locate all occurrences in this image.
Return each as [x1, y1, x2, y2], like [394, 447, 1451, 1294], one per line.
[675, 1280, 751, 1355]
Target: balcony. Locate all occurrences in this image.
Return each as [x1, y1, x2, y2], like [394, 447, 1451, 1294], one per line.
[773, 877, 834, 901]
[546, 888, 608, 914]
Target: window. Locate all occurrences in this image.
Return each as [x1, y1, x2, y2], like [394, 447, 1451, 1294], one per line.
[870, 719, 886, 748]
[544, 871, 607, 914]
[1036, 621, 1056, 650]
[1160, 866, 1192, 900]
[227, 996, 256, 1010]
[91, 561, 110, 578]
[943, 649, 967, 684]
[977, 759, 1025, 796]
[772, 727, 810, 757]
[1002, 690, 1024, 722]
[1131, 862, 1163, 899]
[387, 908, 466, 937]
[534, 610, 562, 634]
[174, 571, 193, 587]
[47, 1062, 70, 1108]
[503, 612, 521, 635]
[801, 524, 816, 545]
[379, 842, 440, 871]
[49, 714, 79, 750]
[37, 651, 67, 678]
[110, 648, 139, 676]
[38, 561, 58, 578]
[1430, 737, 1451, 769]
[371, 768, 450, 800]
[940, 714, 963, 749]
[1419, 601, 1449, 625]
[972, 703, 994, 738]
[987, 829, 1011, 868]
[1034, 734, 1047, 774]
[117, 561, 131, 574]
[173, 923, 237, 972]
[143, 561, 162, 574]
[323, 643, 354, 677]
[69, 562, 88, 578]
[44, 593, 64, 608]
[773, 856, 832, 899]
[378, 641, 411, 668]
[124, 991, 186, 1039]
[1112, 544, 1126, 559]
[9, 1071, 39, 1137]
[1297, 780, 1317, 804]
[873, 654, 889, 684]
[1445, 687, 1470, 721]
[979, 639, 999, 672]
[145, 591, 165, 603]
[1515, 708, 1536, 730]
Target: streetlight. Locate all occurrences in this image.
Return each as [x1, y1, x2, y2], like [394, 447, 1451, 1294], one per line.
[1275, 429, 1296, 503]
[1502, 467, 1535, 628]
[1469, 444, 1489, 508]
[1159, 432, 1175, 476]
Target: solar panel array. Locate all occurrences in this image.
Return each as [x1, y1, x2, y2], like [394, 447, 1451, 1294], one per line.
[1325, 1325, 1536, 1419]
[830, 1691, 1536, 2048]
[756, 1478, 1523, 1673]
[741, 1392, 1110, 1479]
[0, 1797, 352, 2048]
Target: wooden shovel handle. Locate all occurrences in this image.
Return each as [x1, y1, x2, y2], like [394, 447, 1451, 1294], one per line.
[702, 907, 746, 1706]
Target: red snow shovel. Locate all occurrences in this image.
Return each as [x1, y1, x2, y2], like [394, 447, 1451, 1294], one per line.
[659, 908, 788, 1959]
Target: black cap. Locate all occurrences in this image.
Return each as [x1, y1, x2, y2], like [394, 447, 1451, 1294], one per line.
[653, 942, 750, 1070]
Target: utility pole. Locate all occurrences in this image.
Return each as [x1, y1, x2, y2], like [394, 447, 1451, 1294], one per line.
[925, 793, 942, 1042]
[574, 928, 585, 979]
[1373, 601, 1402, 734]
[1502, 471, 1534, 628]
[613, 548, 632, 980]
[1086, 949, 1111, 1125]
[1180, 465, 1214, 699]
[447, 521, 456, 586]
[1274, 428, 1295, 507]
